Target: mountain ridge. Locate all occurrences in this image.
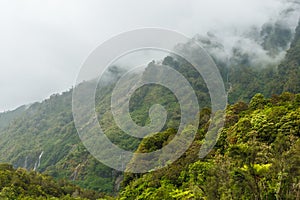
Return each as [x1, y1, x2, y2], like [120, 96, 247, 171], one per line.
[0, 19, 299, 196]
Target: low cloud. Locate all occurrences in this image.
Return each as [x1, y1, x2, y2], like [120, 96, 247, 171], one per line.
[0, 0, 299, 111]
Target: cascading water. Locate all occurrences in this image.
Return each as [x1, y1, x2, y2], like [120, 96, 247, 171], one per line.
[33, 151, 44, 171]
[24, 156, 28, 169]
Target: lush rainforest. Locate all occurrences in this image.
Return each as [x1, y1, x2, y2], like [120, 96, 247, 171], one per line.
[0, 18, 300, 200]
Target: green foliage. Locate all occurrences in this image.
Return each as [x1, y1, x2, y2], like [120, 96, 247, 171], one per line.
[118, 93, 300, 199]
[0, 19, 299, 198]
[0, 164, 102, 200]
[0, 90, 116, 193]
[225, 21, 300, 103]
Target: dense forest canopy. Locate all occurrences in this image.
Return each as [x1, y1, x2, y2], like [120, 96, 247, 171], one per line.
[0, 14, 299, 200]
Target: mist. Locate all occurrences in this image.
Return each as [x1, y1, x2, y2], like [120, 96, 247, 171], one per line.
[193, 1, 300, 68]
[0, 0, 299, 111]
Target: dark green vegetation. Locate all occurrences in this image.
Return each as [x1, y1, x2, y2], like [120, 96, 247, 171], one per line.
[0, 56, 213, 194]
[0, 19, 299, 199]
[196, 20, 300, 104]
[0, 91, 116, 193]
[118, 93, 300, 199]
[116, 20, 300, 199]
[0, 163, 103, 199]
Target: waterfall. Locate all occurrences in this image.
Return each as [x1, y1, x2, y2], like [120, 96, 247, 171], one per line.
[24, 156, 28, 169]
[33, 151, 44, 171]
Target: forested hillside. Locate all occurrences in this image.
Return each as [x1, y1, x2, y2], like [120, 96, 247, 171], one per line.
[118, 93, 300, 199]
[0, 105, 26, 130]
[0, 18, 299, 199]
[0, 163, 103, 199]
[196, 20, 300, 103]
[0, 57, 212, 193]
[0, 89, 117, 193]
[116, 19, 300, 200]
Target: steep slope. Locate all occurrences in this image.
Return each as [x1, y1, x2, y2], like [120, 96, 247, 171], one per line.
[119, 93, 300, 199]
[0, 105, 27, 130]
[0, 59, 211, 193]
[278, 20, 300, 93]
[0, 89, 117, 193]
[117, 20, 300, 199]
[0, 19, 299, 196]
[228, 19, 300, 102]
[191, 19, 300, 103]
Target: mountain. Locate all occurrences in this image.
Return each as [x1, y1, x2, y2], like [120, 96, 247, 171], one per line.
[118, 92, 300, 199]
[0, 58, 211, 193]
[278, 20, 300, 93]
[0, 18, 299, 198]
[0, 105, 27, 130]
[191, 17, 300, 103]
[116, 19, 300, 199]
[0, 89, 118, 193]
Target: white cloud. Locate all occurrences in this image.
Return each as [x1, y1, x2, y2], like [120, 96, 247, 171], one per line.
[0, 0, 299, 111]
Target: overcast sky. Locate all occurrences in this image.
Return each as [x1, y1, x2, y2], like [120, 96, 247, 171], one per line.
[0, 0, 298, 112]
